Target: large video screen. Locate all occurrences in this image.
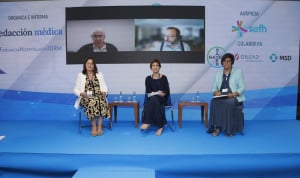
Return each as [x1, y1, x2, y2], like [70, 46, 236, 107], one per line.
[66, 6, 205, 64]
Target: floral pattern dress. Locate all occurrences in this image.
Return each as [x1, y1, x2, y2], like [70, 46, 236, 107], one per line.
[80, 75, 111, 120]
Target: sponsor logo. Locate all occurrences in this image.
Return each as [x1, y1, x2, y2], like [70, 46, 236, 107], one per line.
[279, 56, 292, 61]
[236, 53, 262, 62]
[269, 53, 292, 62]
[269, 53, 278, 62]
[206, 46, 226, 68]
[232, 21, 247, 37]
[232, 20, 267, 37]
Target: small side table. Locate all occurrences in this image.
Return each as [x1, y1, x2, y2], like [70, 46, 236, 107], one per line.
[178, 101, 208, 128]
[109, 101, 140, 128]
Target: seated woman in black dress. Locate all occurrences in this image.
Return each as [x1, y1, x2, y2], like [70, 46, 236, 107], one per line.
[140, 59, 170, 136]
[207, 53, 245, 137]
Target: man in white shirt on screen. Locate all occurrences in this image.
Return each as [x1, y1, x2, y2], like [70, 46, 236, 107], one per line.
[77, 29, 118, 56]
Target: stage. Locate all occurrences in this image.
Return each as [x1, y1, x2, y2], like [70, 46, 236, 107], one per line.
[1, 119, 300, 178]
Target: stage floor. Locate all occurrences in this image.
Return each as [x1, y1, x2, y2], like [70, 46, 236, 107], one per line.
[1, 120, 300, 178]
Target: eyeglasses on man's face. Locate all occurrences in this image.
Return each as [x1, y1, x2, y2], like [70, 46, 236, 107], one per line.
[164, 35, 176, 39]
[92, 35, 104, 39]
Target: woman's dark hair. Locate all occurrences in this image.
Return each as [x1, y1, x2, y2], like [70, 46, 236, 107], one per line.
[150, 58, 161, 69]
[221, 53, 235, 65]
[82, 56, 98, 75]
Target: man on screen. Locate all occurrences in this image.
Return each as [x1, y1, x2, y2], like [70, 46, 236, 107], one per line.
[159, 27, 191, 51]
[77, 29, 118, 56]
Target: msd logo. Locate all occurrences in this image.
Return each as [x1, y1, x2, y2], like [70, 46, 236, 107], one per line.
[232, 20, 267, 37]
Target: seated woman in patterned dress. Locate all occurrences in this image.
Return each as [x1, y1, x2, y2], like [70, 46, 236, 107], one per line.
[140, 59, 170, 136]
[207, 53, 245, 137]
[74, 56, 110, 136]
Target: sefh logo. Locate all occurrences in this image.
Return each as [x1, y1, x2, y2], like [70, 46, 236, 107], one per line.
[232, 20, 248, 37]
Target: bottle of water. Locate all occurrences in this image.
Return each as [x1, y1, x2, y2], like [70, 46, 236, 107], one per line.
[127, 95, 132, 102]
[132, 91, 136, 102]
[113, 95, 118, 102]
[196, 91, 200, 102]
[119, 91, 123, 102]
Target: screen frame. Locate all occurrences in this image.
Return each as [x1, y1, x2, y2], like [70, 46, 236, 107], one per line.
[65, 6, 205, 64]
